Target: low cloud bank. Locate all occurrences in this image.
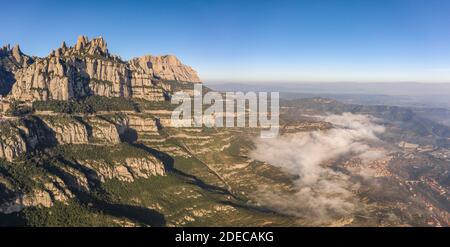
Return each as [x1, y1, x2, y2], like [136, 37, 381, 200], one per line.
[250, 113, 385, 223]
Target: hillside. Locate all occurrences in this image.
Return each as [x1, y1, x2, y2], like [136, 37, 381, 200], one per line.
[0, 37, 448, 227]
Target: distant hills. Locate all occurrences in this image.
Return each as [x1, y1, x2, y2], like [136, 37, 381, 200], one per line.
[208, 82, 450, 109]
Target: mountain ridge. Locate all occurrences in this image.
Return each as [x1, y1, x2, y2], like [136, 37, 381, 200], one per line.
[0, 35, 201, 101]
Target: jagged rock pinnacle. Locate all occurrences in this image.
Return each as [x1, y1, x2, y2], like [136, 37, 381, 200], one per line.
[5, 35, 201, 101]
[0, 44, 10, 56]
[12, 44, 22, 61]
[75, 35, 88, 50]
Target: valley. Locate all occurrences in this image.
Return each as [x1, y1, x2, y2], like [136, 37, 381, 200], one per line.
[0, 36, 449, 227]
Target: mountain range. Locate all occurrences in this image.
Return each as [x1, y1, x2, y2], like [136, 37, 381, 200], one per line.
[0, 35, 200, 102]
[0, 36, 448, 227]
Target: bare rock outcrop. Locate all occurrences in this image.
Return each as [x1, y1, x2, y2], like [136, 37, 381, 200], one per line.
[0, 122, 27, 161]
[78, 156, 165, 183]
[126, 115, 159, 134]
[10, 56, 82, 101]
[0, 116, 122, 162]
[0, 44, 34, 72]
[124, 157, 166, 178]
[0, 44, 34, 95]
[0, 176, 73, 214]
[86, 117, 121, 144]
[108, 113, 160, 141]
[75, 35, 108, 56]
[41, 116, 89, 144]
[60, 166, 91, 192]
[0, 190, 53, 214]
[130, 55, 201, 83]
[6, 35, 201, 101]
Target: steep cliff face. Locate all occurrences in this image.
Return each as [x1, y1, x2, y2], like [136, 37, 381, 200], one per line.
[0, 36, 197, 220]
[0, 115, 124, 162]
[10, 56, 82, 101]
[106, 113, 160, 142]
[41, 116, 89, 144]
[0, 117, 61, 161]
[0, 45, 34, 72]
[124, 157, 166, 178]
[78, 157, 166, 183]
[0, 176, 73, 214]
[0, 122, 27, 162]
[86, 117, 121, 144]
[6, 35, 201, 101]
[0, 45, 34, 95]
[130, 55, 201, 83]
[0, 112, 167, 216]
[38, 116, 124, 145]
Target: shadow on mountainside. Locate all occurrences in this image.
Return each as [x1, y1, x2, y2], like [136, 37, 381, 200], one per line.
[0, 67, 15, 96]
[22, 116, 59, 150]
[130, 142, 291, 218]
[130, 143, 233, 197]
[42, 156, 166, 227]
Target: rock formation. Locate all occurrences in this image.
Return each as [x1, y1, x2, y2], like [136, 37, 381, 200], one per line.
[0, 115, 124, 161]
[106, 113, 161, 142]
[124, 157, 166, 178]
[77, 157, 166, 183]
[0, 176, 73, 214]
[41, 116, 89, 144]
[0, 44, 34, 72]
[0, 123, 27, 162]
[0, 36, 192, 218]
[0, 44, 34, 95]
[87, 117, 121, 144]
[2, 35, 201, 101]
[129, 55, 201, 83]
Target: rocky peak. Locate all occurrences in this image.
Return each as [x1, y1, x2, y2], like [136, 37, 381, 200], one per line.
[11, 45, 22, 61]
[51, 41, 68, 57]
[132, 55, 201, 83]
[5, 35, 201, 101]
[0, 43, 33, 71]
[0, 44, 11, 56]
[75, 35, 89, 50]
[1, 44, 25, 59]
[74, 35, 109, 57]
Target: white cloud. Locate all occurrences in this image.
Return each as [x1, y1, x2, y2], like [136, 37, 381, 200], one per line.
[250, 113, 386, 224]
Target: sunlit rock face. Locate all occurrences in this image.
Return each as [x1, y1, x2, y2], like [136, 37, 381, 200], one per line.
[5, 35, 201, 101]
[0, 124, 27, 162]
[0, 44, 34, 95]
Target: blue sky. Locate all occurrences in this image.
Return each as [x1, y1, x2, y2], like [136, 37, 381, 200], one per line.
[2, 0, 450, 83]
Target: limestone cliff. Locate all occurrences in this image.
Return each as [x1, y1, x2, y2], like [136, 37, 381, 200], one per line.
[129, 55, 201, 83]
[0, 44, 34, 95]
[41, 116, 89, 144]
[0, 115, 123, 161]
[0, 122, 27, 162]
[0, 44, 33, 73]
[0, 176, 74, 214]
[106, 113, 160, 142]
[77, 156, 166, 183]
[5, 35, 201, 101]
[0, 36, 192, 218]
[86, 117, 121, 144]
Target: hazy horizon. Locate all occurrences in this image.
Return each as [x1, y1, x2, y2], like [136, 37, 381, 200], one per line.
[206, 81, 450, 94]
[204, 80, 450, 85]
